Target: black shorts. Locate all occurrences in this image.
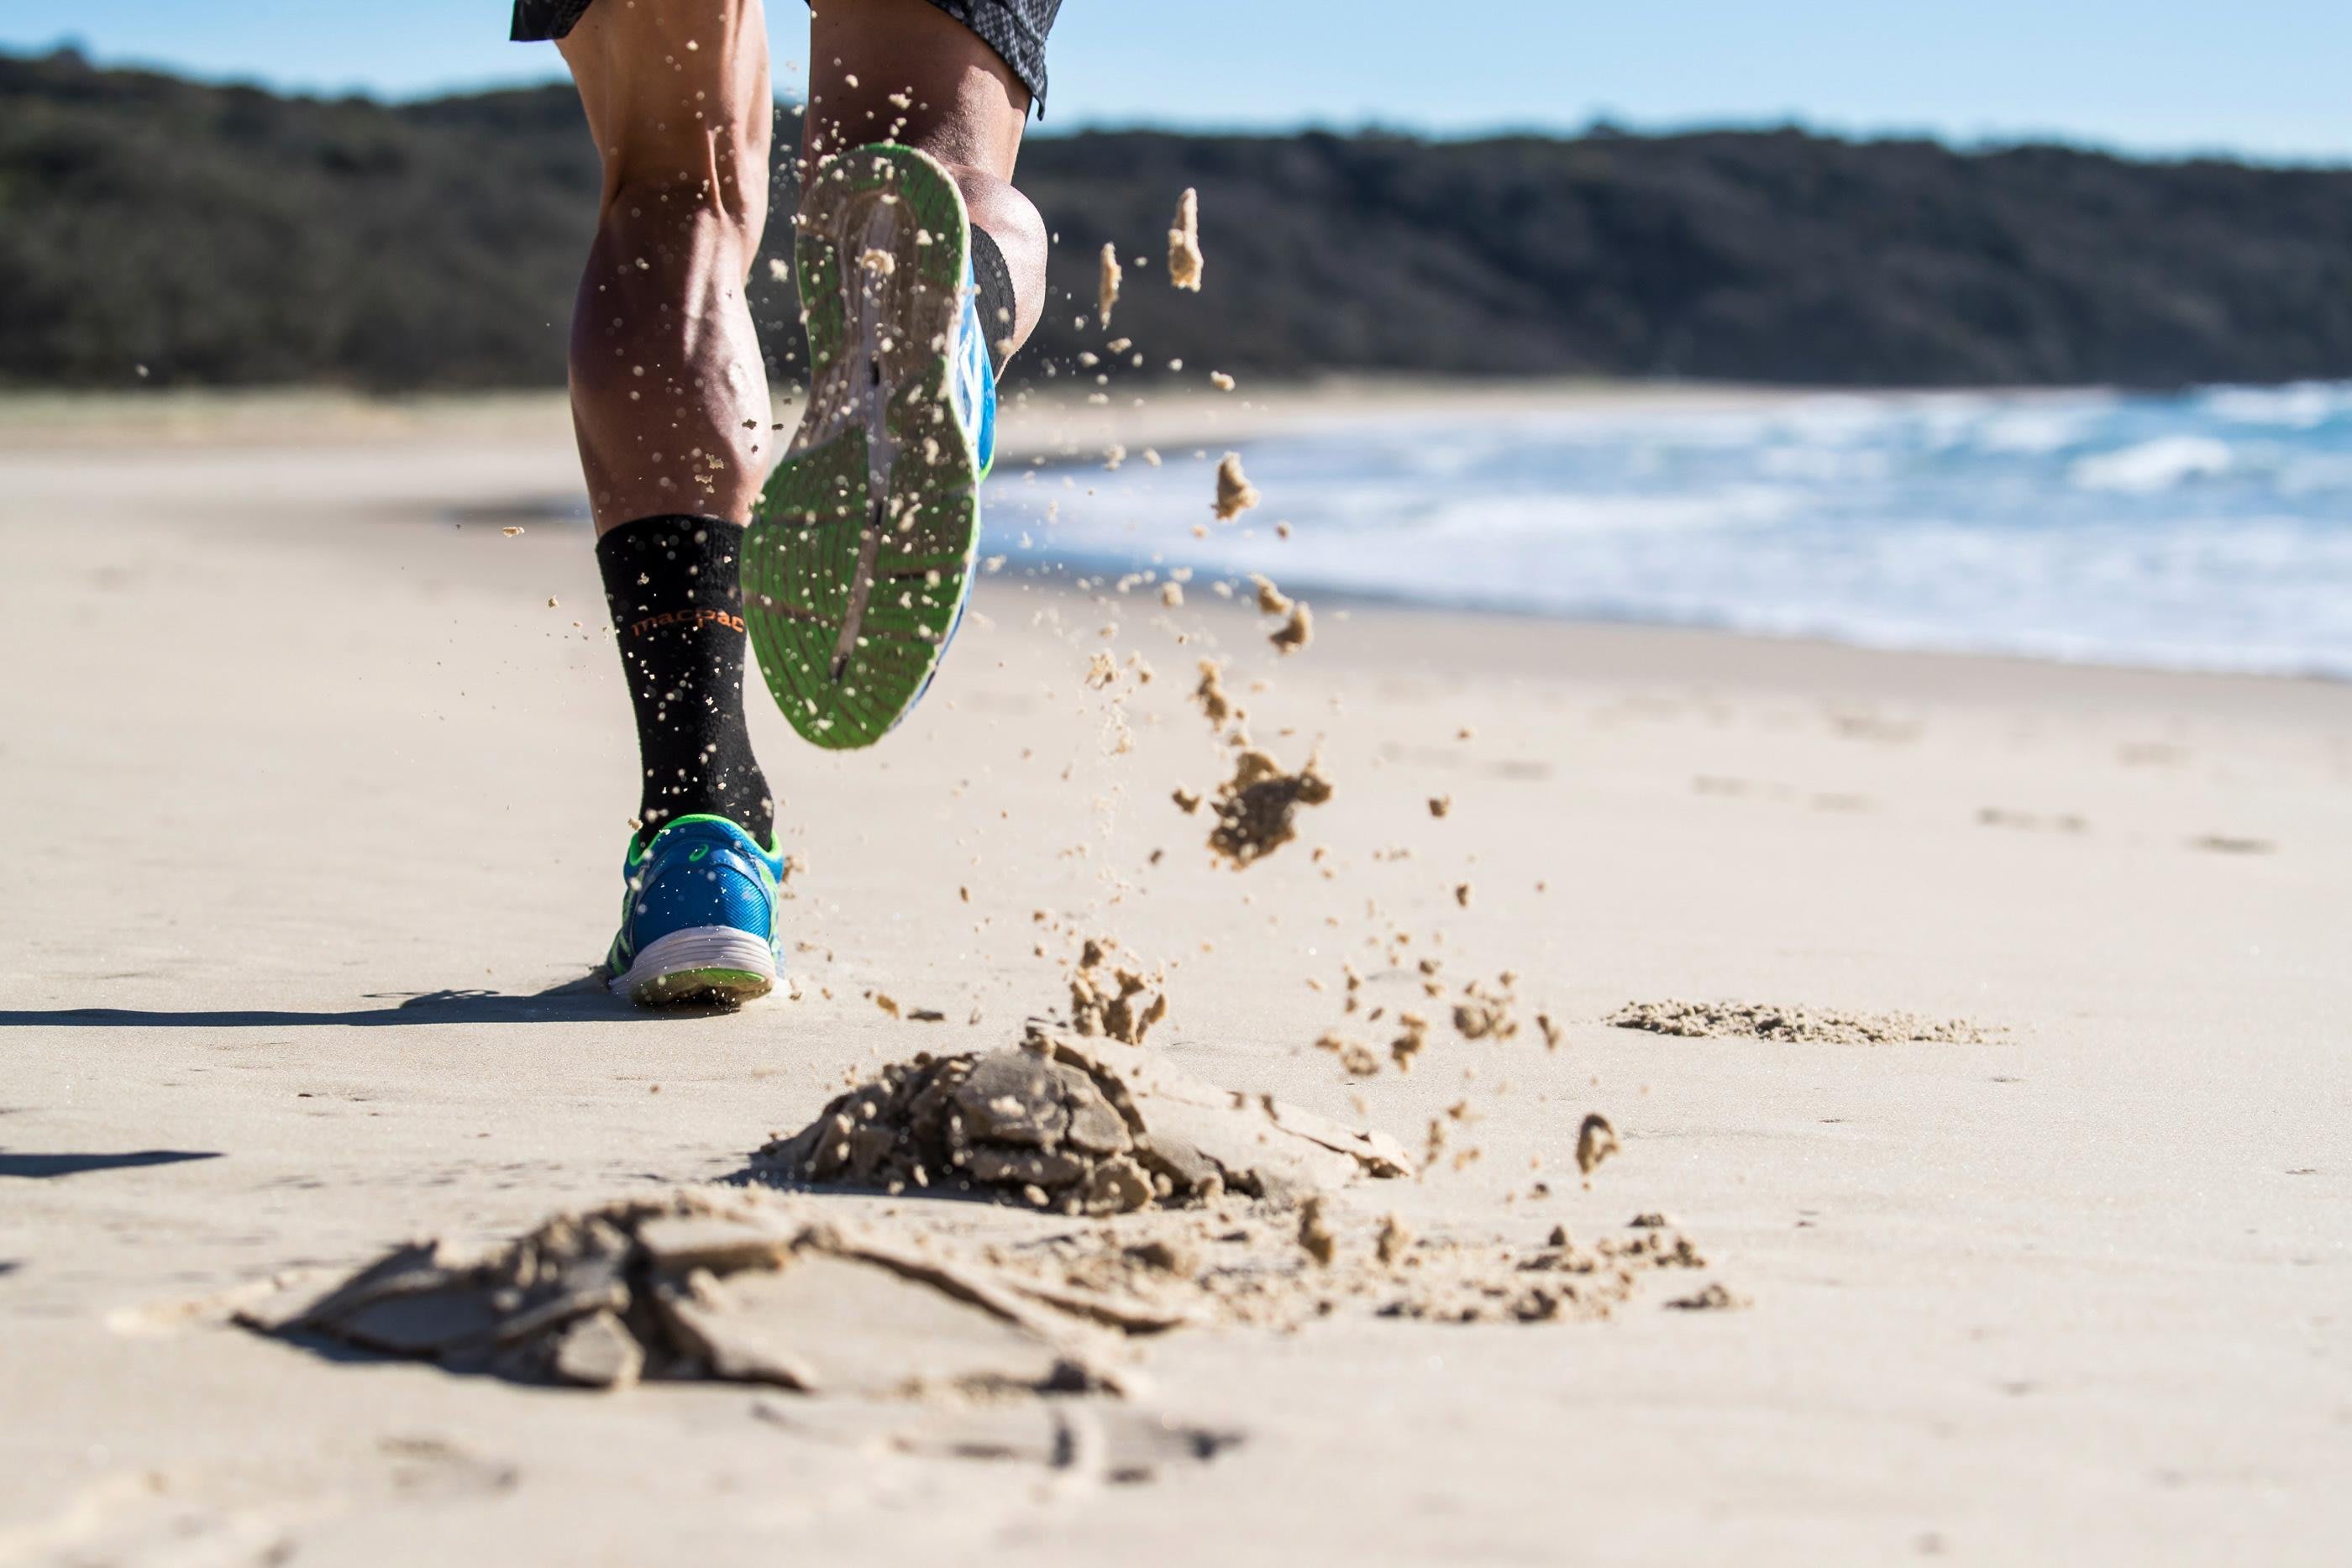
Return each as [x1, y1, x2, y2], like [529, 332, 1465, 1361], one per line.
[510, 0, 1061, 108]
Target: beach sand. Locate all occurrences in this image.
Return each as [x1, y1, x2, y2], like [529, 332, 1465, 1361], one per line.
[0, 389, 2345, 1564]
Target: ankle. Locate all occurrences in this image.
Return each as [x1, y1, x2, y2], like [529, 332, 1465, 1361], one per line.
[597, 517, 776, 847]
[945, 167, 1046, 357]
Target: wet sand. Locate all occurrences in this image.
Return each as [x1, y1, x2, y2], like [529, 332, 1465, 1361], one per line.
[0, 391, 2345, 1564]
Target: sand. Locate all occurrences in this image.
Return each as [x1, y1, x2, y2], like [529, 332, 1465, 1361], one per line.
[1167, 188, 1203, 292]
[1606, 999, 2000, 1046]
[1, 387, 2348, 1565]
[1212, 452, 1258, 522]
[1097, 243, 1122, 328]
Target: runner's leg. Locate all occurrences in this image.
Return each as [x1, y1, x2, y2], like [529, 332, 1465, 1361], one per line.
[559, 0, 774, 534]
[556, 3, 779, 845]
[801, 0, 1047, 355]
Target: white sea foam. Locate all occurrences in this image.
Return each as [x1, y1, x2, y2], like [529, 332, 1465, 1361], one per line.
[2070, 436, 2234, 494]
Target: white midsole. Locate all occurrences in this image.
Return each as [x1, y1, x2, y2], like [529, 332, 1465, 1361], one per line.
[610, 926, 779, 996]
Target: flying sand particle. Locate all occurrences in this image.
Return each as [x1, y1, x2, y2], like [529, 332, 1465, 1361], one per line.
[1207, 747, 1334, 868]
[1067, 938, 1171, 1046]
[1214, 454, 1259, 522]
[1576, 1114, 1620, 1184]
[1098, 242, 1122, 326]
[1193, 658, 1235, 726]
[1298, 1197, 1336, 1266]
[1168, 187, 1203, 291]
[1315, 1032, 1381, 1078]
[1389, 1011, 1429, 1072]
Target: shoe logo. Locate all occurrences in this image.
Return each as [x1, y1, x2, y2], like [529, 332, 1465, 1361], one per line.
[688, 844, 711, 863]
[626, 608, 746, 639]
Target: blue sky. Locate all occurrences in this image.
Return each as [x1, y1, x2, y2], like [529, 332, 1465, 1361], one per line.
[8, 1, 2352, 161]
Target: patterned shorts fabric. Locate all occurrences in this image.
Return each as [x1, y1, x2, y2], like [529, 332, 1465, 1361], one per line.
[509, 0, 1061, 106]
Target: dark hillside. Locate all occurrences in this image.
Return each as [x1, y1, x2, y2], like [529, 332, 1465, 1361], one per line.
[7, 49, 2351, 391]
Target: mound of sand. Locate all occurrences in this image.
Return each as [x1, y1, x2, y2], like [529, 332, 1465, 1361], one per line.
[1607, 999, 1998, 1046]
[753, 1029, 1410, 1215]
[238, 1193, 1128, 1397]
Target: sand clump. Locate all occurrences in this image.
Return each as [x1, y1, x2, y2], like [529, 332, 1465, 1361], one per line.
[1269, 600, 1312, 655]
[1068, 936, 1170, 1046]
[1097, 242, 1123, 327]
[1389, 1010, 1431, 1072]
[1667, 1282, 1751, 1312]
[1451, 975, 1522, 1041]
[1297, 1197, 1337, 1266]
[239, 1192, 1128, 1398]
[753, 1030, 1410, 1218]
[1213, 454, 1259, 521]
[1167, 187, 1204, 291]
[1576, 1114, 1620, 1183]
[1250, 575, 1312, 657]
[1315, 1030, 1381, 1078]
[1205, 747, 1334, 868]
[1193, 658, 1237, 727]
[1608, 999, 1998, 1046]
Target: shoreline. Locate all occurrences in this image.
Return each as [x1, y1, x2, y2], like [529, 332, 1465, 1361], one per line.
[2, 380, 2342, 691]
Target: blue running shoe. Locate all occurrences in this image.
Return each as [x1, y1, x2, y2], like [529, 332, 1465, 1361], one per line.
[743, 141, 995, 750]
[605, 815, 785, 1006]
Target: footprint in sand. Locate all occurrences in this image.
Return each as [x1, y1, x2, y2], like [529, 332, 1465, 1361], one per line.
[1977, 807, 2087, 833]
[2188, 833, 2274, 855]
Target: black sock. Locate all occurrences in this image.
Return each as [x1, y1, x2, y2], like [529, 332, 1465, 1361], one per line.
[969, 224, 1018, 375]
[596, 516, 774, 847]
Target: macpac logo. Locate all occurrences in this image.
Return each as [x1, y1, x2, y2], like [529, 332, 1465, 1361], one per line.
[627, 607, 747, 638]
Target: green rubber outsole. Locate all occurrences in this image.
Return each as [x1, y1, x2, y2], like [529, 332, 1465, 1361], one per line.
[745, 143, 980, 751]
[629, 968, 774, 1008]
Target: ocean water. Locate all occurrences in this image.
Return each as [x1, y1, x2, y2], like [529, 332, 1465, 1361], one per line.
[979, 383, 2352, 679]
